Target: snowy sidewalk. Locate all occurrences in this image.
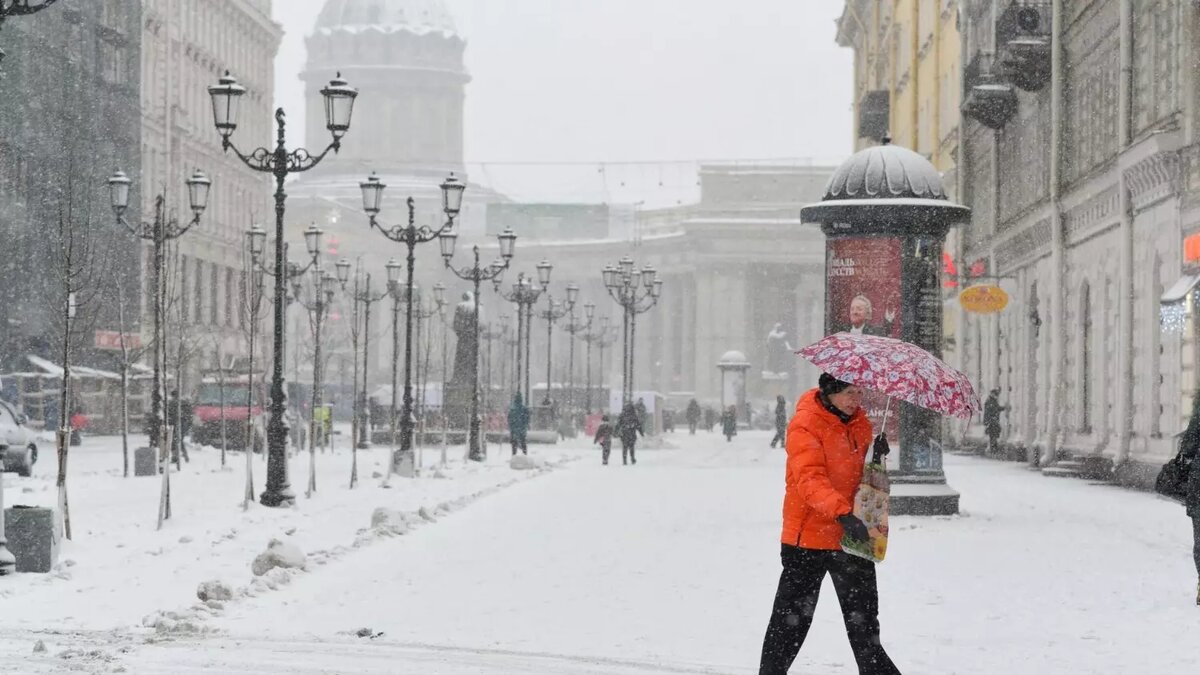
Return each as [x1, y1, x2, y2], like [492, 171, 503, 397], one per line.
[0, 432, 581, 640]
[10, 430, 1200, 674]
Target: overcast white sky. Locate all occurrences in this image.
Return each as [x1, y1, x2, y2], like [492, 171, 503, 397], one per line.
[272, 0, 853, 202]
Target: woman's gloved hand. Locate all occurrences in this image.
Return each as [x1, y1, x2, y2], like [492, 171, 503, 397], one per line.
[872, 433, 890, 458]
[837, 513, 870, 542]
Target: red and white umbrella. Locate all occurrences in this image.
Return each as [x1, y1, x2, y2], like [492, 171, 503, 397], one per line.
[797, 333, 980, 421]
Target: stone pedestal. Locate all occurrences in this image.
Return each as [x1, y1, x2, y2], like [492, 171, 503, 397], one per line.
[134, 447, 157, 476]
[443, 383, 473, 431]
[3, 507, 60, 573]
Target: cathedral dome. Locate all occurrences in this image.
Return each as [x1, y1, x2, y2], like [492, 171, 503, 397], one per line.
[315, 0, 457, 37]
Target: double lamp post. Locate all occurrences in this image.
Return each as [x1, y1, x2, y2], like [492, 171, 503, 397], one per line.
[602, 257, 662, 405]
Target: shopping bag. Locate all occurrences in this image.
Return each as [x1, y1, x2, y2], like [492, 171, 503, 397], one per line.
[840, 461, 890, 563]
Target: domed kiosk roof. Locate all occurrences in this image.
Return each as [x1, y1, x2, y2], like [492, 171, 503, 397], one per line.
[315, 0, 457, 36]
[718, 350, 750, 368]
[823, 138, 947, 201]
[800, 138, 969, 233]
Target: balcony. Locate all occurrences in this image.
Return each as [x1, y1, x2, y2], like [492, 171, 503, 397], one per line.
[961, 51, 1017, 130]
[995, 1, 1051, 92]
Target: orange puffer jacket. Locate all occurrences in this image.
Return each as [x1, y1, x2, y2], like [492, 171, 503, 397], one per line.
[780, 388, 873, 550]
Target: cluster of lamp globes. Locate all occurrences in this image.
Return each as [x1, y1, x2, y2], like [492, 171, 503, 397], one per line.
[603, 257, 663, 298]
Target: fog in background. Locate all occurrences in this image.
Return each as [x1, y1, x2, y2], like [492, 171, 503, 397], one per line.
[272, 0, 853, 203]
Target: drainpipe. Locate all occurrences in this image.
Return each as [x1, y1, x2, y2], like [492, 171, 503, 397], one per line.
[1115, 0, 1135, 470]
[1043, 0, 1065, 469]
[955, 0, 969, 442]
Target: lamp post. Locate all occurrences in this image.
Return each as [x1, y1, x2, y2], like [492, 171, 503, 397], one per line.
[208, 70, 357, 507]
[346, 266, 390, 452]
[603, 258, 662, 405]
[108, 169, 210, 525]
[495, 271, 546, 404]
[537, 270, 576, 407]
[360, 172, 464, 473]
[289, 258, 343, 497]
[562, 301, 593, 422]
[440, 229, 517, 460]
[0, 0, 61, 65]
[581, 313, 610, 414]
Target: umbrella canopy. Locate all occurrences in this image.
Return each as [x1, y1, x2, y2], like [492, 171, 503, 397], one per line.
[797, 333, 980, 420]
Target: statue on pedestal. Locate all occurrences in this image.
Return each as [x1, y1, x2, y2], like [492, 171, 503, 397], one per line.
[450, 292, 479, 387]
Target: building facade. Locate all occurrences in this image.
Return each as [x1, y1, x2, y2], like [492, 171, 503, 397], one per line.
[0, 0, 143, 371]
[140, 0, 282, 386]
[953, 1, 1200, 481]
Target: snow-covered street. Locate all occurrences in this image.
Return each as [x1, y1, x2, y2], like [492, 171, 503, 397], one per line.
[5, 429, 1196, 674]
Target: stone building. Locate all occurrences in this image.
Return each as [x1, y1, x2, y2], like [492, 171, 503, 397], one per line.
[500, 163, 833, 407]
[955, 1, 1200, 481]
[140, 0, 282, 384]
[0, 0, 143, 370]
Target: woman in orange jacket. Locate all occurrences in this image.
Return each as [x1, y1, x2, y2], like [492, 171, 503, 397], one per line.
[759, 373, 900, 675]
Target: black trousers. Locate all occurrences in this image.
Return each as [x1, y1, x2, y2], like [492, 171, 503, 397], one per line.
[1192, 516, 1200, 578]
[760, 545, 900, 675]
[621, 438, 636, 464]
[511, 431, 528, 456]
[770, 427, 786, 448]
[600, 441, 611, 464]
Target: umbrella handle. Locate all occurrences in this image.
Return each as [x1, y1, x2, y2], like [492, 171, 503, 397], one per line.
[872, 396, 892, 465]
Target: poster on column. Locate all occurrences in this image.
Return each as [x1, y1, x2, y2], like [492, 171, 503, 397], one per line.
[826, 237, 902, 441]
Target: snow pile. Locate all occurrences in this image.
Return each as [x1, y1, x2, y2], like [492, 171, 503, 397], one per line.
[195, 580, 232, 603]
[251, 539, 307, 576]
[509, 454, 546, 471]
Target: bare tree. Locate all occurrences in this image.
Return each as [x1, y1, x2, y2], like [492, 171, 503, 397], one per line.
[111, 269, 150, 478]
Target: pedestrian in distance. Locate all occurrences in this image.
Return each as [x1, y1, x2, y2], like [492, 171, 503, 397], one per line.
[704, 406, 716, 432]
[770, 395, 788, 449]
[593, 414, 614, 465]
[616, 402, 644, 465]
[982, 388, 1007, 456]
[686, 398, 701, 435]
[759, 372, 900, 675]
[507, 393, 530, 456]
[721, 405, 738, 442]
[1176, 398, 1200, 605]
[635, 398, 648, 429]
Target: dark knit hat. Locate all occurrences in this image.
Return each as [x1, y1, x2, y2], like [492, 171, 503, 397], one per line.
[819, 373, 852, 397]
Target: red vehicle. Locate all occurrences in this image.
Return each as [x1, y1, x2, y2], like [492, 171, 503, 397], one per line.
[191, 371, 265, 452]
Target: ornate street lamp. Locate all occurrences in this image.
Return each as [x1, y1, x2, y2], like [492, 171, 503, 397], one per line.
[361, 172, 464, 475]
[209, 70, 357, 507]
[496, 273, 545, 404]
[290, 256, 341, 498]
[562, 300, 593, 419]
[440, 227, 516, 459]
[109, 168, 210, 527]
[602, 258, 663, 405]
[537, 269, 575, 408]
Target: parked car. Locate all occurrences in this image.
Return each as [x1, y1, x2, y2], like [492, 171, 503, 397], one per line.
[0, 399, 40, 477]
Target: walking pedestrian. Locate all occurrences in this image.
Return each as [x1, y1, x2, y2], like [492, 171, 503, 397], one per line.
[769, 395, 788, 448]
[983, 388, 1007, 456]
[616, 402, 643, 465]
[759, 373, 900, 675]
[507, 393, 530, 456]
[704, 406, 716, 432]
[635, 398, 648, 429]
[1177, 399, 1200, 604]
[686, 398, 701, 435]
[593, 414, 614, 465]
[721, 405, 738, 442]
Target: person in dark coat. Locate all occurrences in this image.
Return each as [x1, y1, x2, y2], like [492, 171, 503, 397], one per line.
[635, 398, 648, 429]
[983, 389, 1006, 455]
[616, 402, 644, 465]
[721, 405, 738, 442]
[593, 414, 614, 465]
[507, 393, 530, 456]
[704, 406, 716, 432]
[770, 395, 788, 448]
[686, 399, 701, 435]
[1178, 399, 1200, 604]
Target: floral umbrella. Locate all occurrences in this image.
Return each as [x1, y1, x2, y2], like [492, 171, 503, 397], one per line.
[797, 333, 980, 421]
